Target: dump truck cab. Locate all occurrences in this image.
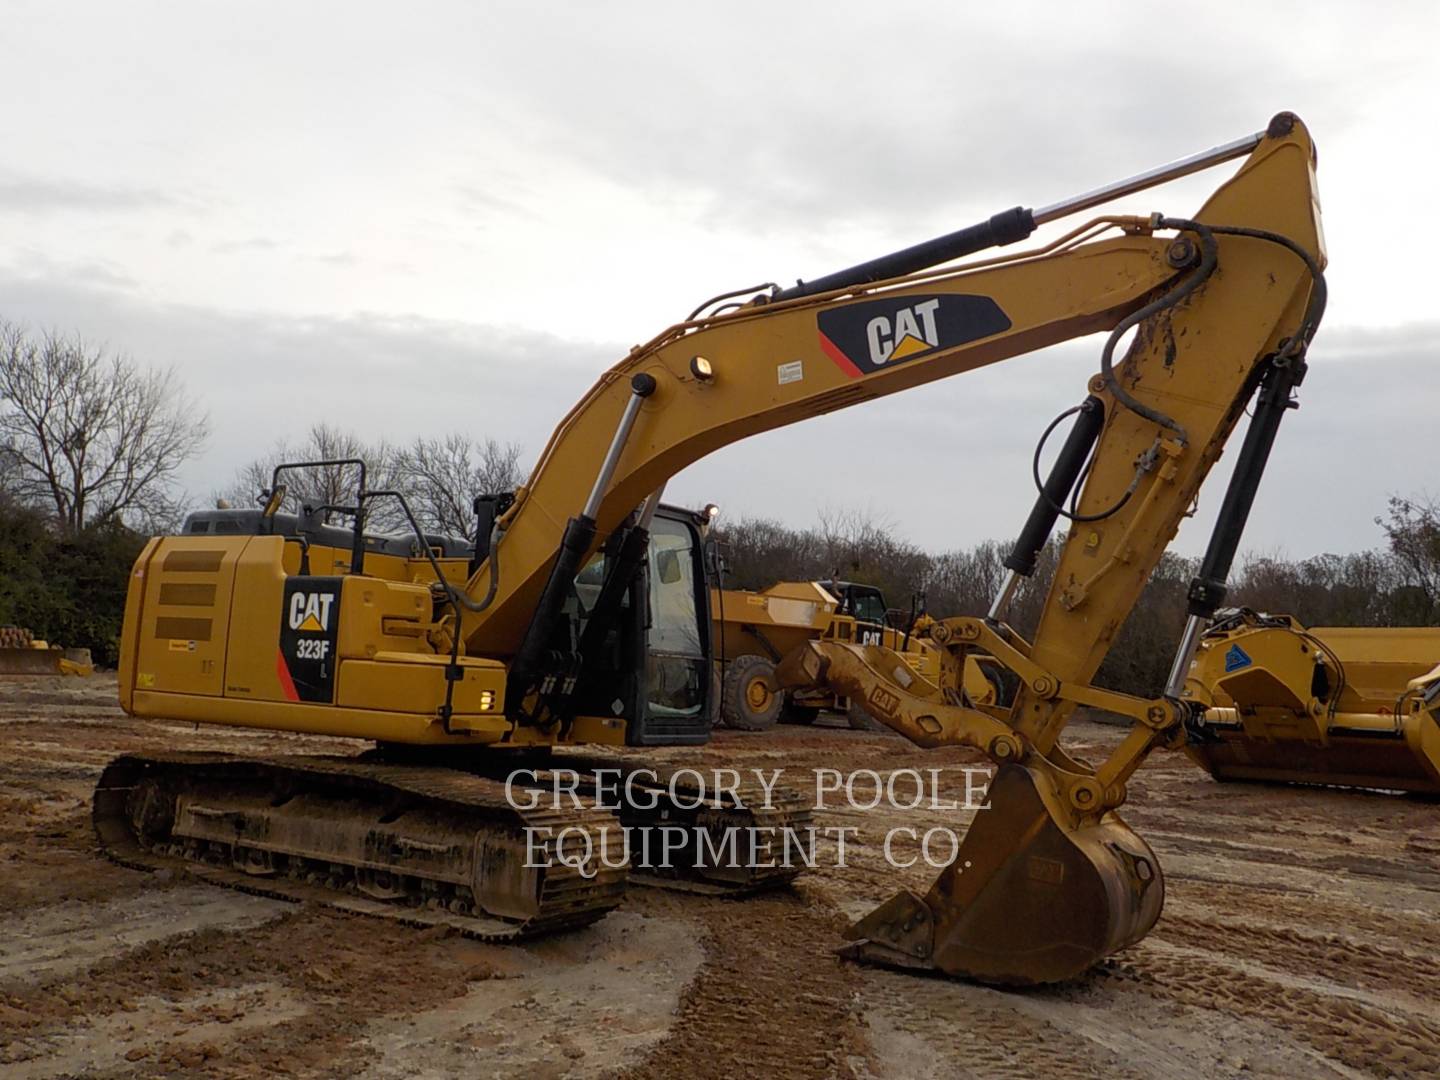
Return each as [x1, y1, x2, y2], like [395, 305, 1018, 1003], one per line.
[815, 580, 899, 645]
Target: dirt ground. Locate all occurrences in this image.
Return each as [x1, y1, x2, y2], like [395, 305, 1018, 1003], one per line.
[1, 674, 1436, 1079]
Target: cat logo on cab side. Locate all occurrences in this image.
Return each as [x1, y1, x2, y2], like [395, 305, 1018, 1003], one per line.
[289, 590, 335, 633]
[278, 577, 343, 703]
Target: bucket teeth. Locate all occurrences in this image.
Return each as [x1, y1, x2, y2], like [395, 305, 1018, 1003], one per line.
[838, 889, 937, 971]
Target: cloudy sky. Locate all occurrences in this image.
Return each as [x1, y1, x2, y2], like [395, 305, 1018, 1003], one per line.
[3, 2, 1437, 556]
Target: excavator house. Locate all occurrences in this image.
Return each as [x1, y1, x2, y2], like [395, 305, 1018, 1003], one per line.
[99, 112, 1327, 986]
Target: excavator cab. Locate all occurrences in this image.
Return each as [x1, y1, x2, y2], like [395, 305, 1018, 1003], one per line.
[569, 505, 714, 745]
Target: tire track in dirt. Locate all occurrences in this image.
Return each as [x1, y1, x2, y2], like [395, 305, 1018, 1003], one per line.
[352, 911, 703, 1078]
[0, 887, 288, 986]
[1166, 873, 1438, 950]
[1143, 827, 1440, 889]
[860, 974, 1151, 1080]
[1153, 917, 1440, 1016]
[0, 805, 141, 913]
[8, 983, 310, 1080]
[1101, 944, 1440, 1077]
[6, 680, 1436, 1078]
[616, 889, 871, 1080]
[1, 905, 511, 1078]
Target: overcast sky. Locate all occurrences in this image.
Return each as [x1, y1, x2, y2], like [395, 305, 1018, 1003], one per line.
[2, 2, 1437, 557]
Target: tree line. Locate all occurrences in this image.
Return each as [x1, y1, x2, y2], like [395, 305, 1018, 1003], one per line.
[4, 318, 1440, 689]
[713, 499, 1440, 697]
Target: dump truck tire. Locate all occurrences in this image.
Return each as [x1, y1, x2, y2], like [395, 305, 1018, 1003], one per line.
[721, 654, 783, 731]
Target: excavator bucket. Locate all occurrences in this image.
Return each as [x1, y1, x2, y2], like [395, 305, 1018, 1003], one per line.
[1187, 711, 1440, 794]
[843, 763, 1163, 985]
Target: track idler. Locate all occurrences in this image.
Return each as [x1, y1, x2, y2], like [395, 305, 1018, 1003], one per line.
[842, 762, 1163, 986]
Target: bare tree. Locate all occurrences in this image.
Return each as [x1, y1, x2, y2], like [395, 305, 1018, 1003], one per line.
[712, 515, 826, 589]
[924, 540, 1009, 617]
[714, 497, 1440, 696]
[0, 322, 207, 532]
[393, 435, 525, 536]
[714, 504, 932, 615]
[225, 428, 524, 538]
[1369, 494, 1440, 623]
[0, 435, 22, 498]
[816, 506, 894, 577]
[225, 423, 404, 527]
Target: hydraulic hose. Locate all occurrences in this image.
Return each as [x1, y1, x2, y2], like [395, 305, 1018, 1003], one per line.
[1098, 217, 1218, 445]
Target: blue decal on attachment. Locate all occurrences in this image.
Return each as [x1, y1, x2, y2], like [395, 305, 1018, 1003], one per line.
[1223, 645, 1252, 673]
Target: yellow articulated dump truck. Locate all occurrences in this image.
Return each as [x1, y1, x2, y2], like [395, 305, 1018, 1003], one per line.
[710, 580, 999, 730]
[0, 625, 94, 676]
[1182, 609, 1440, 794]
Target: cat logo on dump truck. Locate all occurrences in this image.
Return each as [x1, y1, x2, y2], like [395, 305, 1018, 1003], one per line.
[277, 577, 342, 703]
[816, 294, 1012, 378]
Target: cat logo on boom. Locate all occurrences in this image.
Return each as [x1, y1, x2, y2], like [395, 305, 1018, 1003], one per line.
[289, 591, 335, 633]
[816, 293, 1012, 379]
[866, 299, 941, 365]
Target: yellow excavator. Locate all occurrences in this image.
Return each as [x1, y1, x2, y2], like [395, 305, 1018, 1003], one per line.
[1181, 609, 1440, 793]
[97, 112, 1326, 985]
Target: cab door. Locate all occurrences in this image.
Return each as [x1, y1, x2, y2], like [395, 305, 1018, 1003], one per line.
[632, 512, 712, 745]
